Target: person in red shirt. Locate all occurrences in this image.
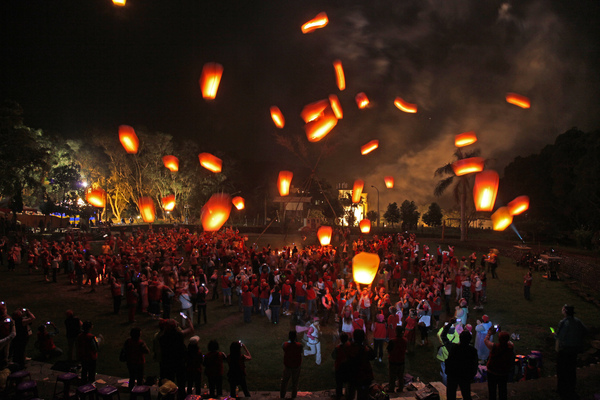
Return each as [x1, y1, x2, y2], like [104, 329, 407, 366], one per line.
[241, 286, 253, 323]
[281, 280, 292, 315]
[371, 314, 387, 362]
[203, 340, 226, 398]
[76, 321, 99, 383]
[122, 327, 150, 388]
[403, 309, 418, 353]
[387, 326, 408, 393]
[280, 331, 303, 399]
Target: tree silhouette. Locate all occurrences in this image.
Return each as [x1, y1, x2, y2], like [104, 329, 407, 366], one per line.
[422, 202, 443, 227]
[383, 202, 400, 227]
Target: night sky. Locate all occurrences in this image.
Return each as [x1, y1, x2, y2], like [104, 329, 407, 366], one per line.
[2, 0, 600, 209]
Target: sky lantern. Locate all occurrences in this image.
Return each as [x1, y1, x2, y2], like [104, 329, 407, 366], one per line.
[201, 193, 232, 232]
[162, 194, 176, 212]
[355, 92, 369, 109]
[393, 97, 418, 113]
[473, 170, 499, 212]
[200, 62, 223, 100]
[384, 176, 394, 188]
[328, 95, 343, 119]
[359, 219, 371, 234]
[508, 195, 530, 215]
[360, 140, 379, 155]
[112, 0, 126, 6]
[455, 131, 478, 147]
[162, 155, 179, 172]
[333, 60, 345, 91]
[270, 106, 285, 128]
[452, 157, 485, 176]
[138, 197, 156, 223]
[506, 92, 531, 109]
[278, 170, 293, 196]
[301, 12, 328, 34]
[118, 125, 139, 154]
[352, 179, 364, 203]
[352, 252, 380, 285]
[86, 188, 105, 208]
[301, 99, 329, 123]
[304, 107, 338, 142]
[491, 206, 512, 231]
[232, 196, 245, 210]
[198, 152, 222, 173]
[317, 225, 333, 246]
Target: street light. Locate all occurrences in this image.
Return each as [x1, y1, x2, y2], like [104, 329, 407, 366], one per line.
[371, 185, 379, 228]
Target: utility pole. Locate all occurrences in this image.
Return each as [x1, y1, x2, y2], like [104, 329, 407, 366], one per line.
[371, 185, 380, 228]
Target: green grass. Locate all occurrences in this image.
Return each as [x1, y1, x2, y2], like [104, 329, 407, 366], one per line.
[1, 233, 597, 392]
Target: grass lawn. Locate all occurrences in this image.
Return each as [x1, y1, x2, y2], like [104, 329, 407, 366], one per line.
[1, 232, 597, 392]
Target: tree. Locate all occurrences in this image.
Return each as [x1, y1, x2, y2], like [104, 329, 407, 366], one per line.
[422, 202, 443, 227]
[400, 200, 420, 230]
[383, 202, 400, 227]
[345, 208, 357, 227]
[434, 148, 482, 241]
[366, 210, 378, 224]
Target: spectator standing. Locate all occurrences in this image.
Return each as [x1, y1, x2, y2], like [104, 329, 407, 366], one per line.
[346, 329, 375, 400]
[371, 314, 387, 362]
[445, 330, 478, 400]
[387, 326, 407, 394]
[185, 336, 203, 395]
[64, 310, 82, 361]
[474, 315, 492, 361]
[227, 341, 251, 398]
[76, 321, 99, 383]
[37, 322, 62, 359]
[523, 271, 532, 300]
[303, 317, 322, 365]
[197, 283, 209, 325]
[122, 327, 150, 389]
[280, 331, 303, 399]
[485, 329, 514, 400]
[555, 304, 587, 399]
[331, 332, 350, 399]
[11, 308, 35, 368]
[269, 285, 282, 325]
[204, 340, 226, 398]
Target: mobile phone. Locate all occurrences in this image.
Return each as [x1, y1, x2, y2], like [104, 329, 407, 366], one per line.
[180, 312, 188, 319]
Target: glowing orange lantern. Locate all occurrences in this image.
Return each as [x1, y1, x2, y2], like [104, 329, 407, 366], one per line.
[452, 157, 485, 176]
[201, 193, 232, 231]
[162, 194, 176, 212]
[198, 153, 222, 173]
[352, 252, 380, 285]
[301, 99, 329, 123]
[317, 226, 333, 246]
[138, 197, 156, 223]
[301, 12, 328, 34]
[455, 131, 478, 147]
[506, 92, 531, 109]
[491, 206, 512, 231]
[384, 177, 394, 189]
[270, 106, 285, 129]
[355, 92, 369, 109]
[278, 171, 293, 196]
[360, 140, 379, 155]
[304, 108, 338, 142]
[359, 219, 371, 234]
[86, 188, 106, 208]
[200, 63, 223, 100]
[508, 196, 529, 215]
[162, 155, 179, 172]
[473, 170, 499, 212]
[352, 180, 364, 204]
[329, 95, 343, 119]
[232, 196, 245, 210]
[119, 125, 139, 154]
[333, 60, 345, 91]
[112, 0, 126, 5]
[393, 97, 417, 113]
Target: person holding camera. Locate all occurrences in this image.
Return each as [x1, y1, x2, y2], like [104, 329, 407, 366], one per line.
[12, 308, 35, 368]
[484, 326, 514, 400]
[227, 341, 251, 398]
[76, 321, 100, 383]
[37, 321, 63, 360]
[445, 330, 478, 400]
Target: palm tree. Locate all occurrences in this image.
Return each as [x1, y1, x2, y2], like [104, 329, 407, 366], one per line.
[434, 148, 482, 241]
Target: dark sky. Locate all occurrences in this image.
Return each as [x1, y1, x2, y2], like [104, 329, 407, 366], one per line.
[2, 0, 600, 209]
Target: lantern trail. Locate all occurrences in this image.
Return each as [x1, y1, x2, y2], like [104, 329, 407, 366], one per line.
[360, 140, 379, 155]
[333, 60, 345, 91]
[200, 63, 224, 100]
[505, 92, 531, 109]
[508, 196, 529, 215]
[352, 180, 364, 204]
[270, 106, 285, 128]
[329, 95, 343, 119]
[393, 97, 417, 113]
[301, 12, 328, 34]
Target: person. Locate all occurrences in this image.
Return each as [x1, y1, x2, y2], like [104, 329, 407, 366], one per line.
[269, 285, 282, 325]
[64, 309, 82, 361]
[387, 326, 407, 393]
[445, 330, 478, 400]
[159, 319, 193, 398]
[11, 308, 35, 368]
[197, 283, 209, 324]
[485, 328, 514, 400]
[523, 271, 532, 300]
[77, 321, 100, 383]
[204, 340, 226, 398]
[475, 315, 492, 361]
[437, 318, 460, 385]
[346, 329, 375, 400]
[122, 327, 150, 389]
[371, 314, 387, 362]
[126, 283, 138, 323]
[185, 336, 203, 395]
[227, 341, 251, 398]
[110, 277, 122, 315]
[37, 322, 63, 359]
[241, 286, 253, 323]
[0, 303, 16, 369]
[555, 304, 587, 399]
[280, 331, 303, 399]
[303, 317, 321, 365]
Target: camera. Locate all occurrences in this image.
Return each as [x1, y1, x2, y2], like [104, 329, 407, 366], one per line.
[494, 324, 500, 333]
[46, 321, 52, 325]
[22, 308, 27, 313]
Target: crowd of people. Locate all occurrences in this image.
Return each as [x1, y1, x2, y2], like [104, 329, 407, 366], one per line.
[0, 226, 588, 399]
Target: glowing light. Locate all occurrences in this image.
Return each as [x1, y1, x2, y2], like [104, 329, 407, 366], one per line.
[112, 0, 126, 6]
[232, 196, 245, 210]
[491, 206, 512, 231]
[301, 99, 329, 123]
[200, 63, 224, 100]
[452, 157, 485, 176]
[201, 193, 232, 231]
[360, 140, 379, 155]
[198, 153, 222, 173]
[162, 155, 179, 172]
[506, 92, 531, 109]
[455, 131, 478, 147]
[278, 170, 293, 196]
[352, 180, 364, 204]
[317, 226, 333, 246]
[352, 252, 380, 285]
[329, 95, 343, 119]
[384, 177, 394, 188]
[473, 170, 499, 212]
[301, 12, 329, 34]
[355, 92, 369, 109]
[162, 194, 176, 212]
[270, 106, 285, 128]
[119, 125, 139, 154]
[333, 60, 345, 91]
[138, 197, 156, 223]
[359, 219, 371, 234]
[86, 188, 106, 208]
[508, 196, 530, 215]
[393, 97, 417, 113]
[304, 107, 338, 142]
